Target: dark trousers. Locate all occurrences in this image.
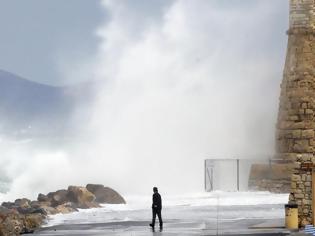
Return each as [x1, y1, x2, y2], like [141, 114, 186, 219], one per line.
[152, 208, 163, 227]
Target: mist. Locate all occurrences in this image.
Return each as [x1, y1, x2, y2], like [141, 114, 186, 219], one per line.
[0, 0, 288, 200]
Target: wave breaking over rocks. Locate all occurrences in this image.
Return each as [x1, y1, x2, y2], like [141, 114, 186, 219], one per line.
[0, 184, 125, 235]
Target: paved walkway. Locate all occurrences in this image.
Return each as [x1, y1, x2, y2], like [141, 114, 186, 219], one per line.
[35, 220, 291, 236]
[34, 204, 292, 236]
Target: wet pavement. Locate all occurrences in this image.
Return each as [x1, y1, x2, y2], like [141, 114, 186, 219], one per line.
[34, 204, 291, 236]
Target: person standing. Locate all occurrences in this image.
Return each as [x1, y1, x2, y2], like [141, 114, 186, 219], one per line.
[149, 187, 163, 229]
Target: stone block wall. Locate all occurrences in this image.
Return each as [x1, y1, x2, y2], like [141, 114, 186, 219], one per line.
[289, 154, 314, 225]
[276, 0, 315, 226]
[290, 0, 315, 29]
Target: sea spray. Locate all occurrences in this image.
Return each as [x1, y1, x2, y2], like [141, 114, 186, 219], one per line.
[0, 1, 289, 198]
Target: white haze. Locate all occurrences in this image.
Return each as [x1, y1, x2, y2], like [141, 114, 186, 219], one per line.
[0, 0, 288, 200]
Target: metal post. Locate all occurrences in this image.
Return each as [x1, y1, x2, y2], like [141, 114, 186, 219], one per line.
[216, 192, 219, 236]
[206, 167, 212, 191]
[237, 159, 240, 191]
[312, 168, 315, 225]
[210, 167, 213, 191]
[204, 160, 207, 191]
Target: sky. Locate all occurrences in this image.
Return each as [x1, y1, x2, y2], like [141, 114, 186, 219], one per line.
[0, 0, 288, 86]
[0, 0, 104, 86]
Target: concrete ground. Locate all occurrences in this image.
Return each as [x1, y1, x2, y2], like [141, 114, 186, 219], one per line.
[34, 204, 293, 236]
[35, 222, 291, 236]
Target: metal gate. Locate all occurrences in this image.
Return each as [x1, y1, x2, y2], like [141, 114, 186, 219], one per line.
[204, 158, 269, 192]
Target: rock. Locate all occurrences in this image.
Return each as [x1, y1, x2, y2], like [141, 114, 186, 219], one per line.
[38, 206, 59, 215]
[0, 184, 126, 234]
[37, 193, 49, 202]
[0, 212, 44, 235]
[67, 186, 99, 209]
[32, 200, 51, 208]
[31, 208, 47, 215]
[1, 198, 47, 216]
[0, 212, 24, 235]
[30, 201, 41, 209]
[16, 207, 32, 215]
[14, 198, 31, 209]
[30, 201, 55, 215]
[0, 206, 12, 215]
[47, 189, 69, 207]
[86, 184, 126, 204]
[1, 202, 15, 209]
[55, 203, 77, 214]
[86, 184, 104, 194]
[22, 213, 44, 232]
[0, 225, 5, 236]
[16, 206, 47, 215]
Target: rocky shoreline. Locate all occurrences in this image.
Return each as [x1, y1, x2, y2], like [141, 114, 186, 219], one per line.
[0, 184, 125, 235]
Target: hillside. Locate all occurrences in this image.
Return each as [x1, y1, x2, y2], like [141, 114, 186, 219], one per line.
[0, 70, 94, 139]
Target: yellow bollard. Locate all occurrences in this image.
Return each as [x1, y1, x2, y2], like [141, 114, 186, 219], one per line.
[285, 203, 298, 229]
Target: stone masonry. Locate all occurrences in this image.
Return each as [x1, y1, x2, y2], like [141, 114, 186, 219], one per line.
[276, 0, 315, 226]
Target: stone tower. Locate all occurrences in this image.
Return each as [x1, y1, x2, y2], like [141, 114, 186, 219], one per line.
[276, 0, 315, 226]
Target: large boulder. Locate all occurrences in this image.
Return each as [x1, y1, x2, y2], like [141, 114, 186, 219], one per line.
[0, 212, 44, 235]
[2, 198, 35, 214]
[0, 212, 23, 236]
[1, 202, 15, 209]
[30, 201, 57, 215]
[37, 193, 49, 202]
[0, 206, 12, 216]
[14, 198, 31, 209]
[67, 186, 99, 209]
[22, 213, 44, 234]
[47, 189, 69, 207]
[86, 184, 126, 204]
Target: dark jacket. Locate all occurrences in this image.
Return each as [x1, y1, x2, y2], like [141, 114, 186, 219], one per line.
[152, 192, 162, 210]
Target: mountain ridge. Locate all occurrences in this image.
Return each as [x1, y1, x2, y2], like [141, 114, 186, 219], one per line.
[0, 69, 64, 88]
[0, 69, 95, 139]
